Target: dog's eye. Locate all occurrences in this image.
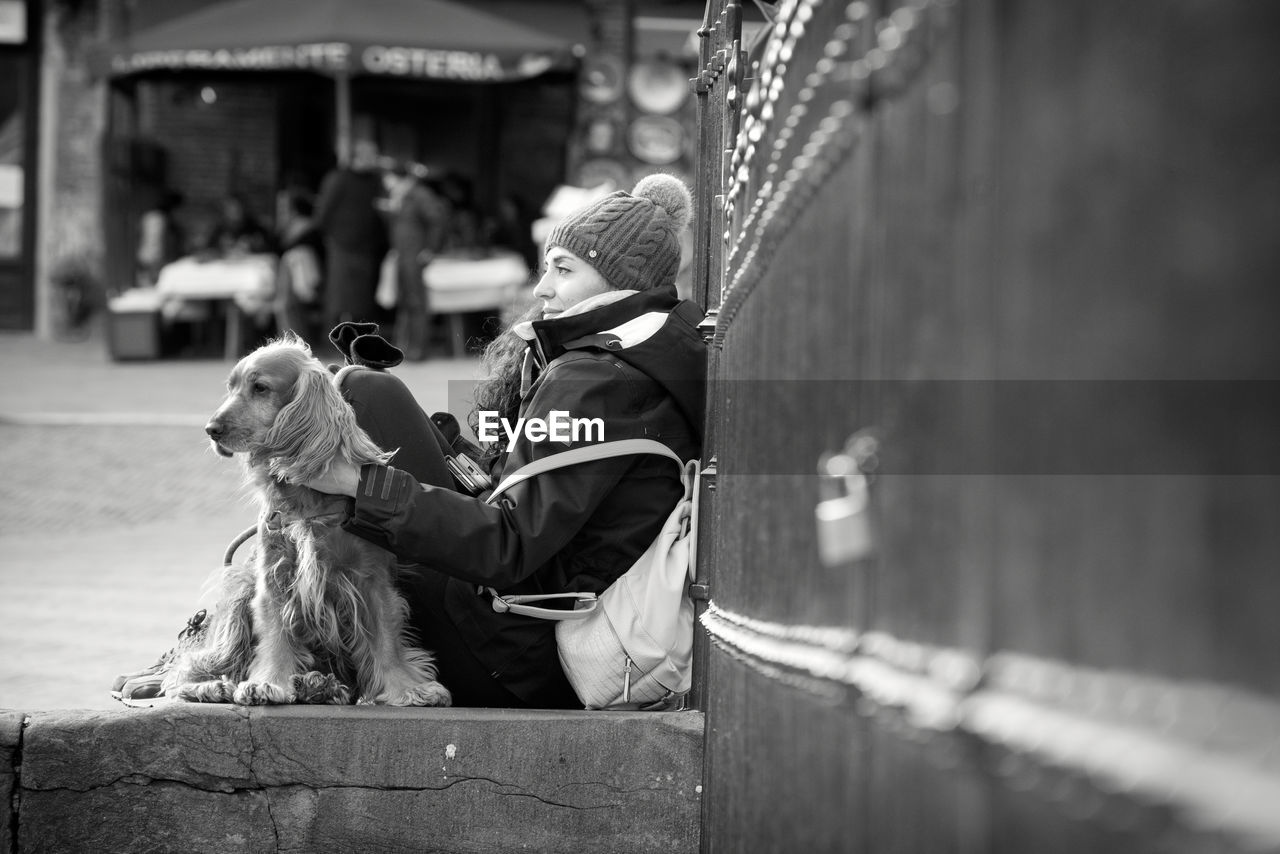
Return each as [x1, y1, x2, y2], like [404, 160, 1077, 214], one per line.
[252, 381, 270, 394]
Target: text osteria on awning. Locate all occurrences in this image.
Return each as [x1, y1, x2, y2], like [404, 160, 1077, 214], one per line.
[110, 42, 559, 81]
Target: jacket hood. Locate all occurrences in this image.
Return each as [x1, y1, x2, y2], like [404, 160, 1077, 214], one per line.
[528, 286, 707, 440]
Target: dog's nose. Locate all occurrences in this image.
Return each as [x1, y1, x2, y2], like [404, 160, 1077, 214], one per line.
[205, 421, 224, 440]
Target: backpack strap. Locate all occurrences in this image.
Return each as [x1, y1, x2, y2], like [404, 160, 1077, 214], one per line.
[482, 438, 694, 621]
[485, 438, 686, 504]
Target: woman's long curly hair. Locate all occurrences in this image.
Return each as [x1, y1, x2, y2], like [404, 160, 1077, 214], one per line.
[467, 301, 542, 455]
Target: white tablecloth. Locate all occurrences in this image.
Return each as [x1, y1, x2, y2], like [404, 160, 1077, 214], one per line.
[156, 254, 278, 316]
[424, 249, 529, 313]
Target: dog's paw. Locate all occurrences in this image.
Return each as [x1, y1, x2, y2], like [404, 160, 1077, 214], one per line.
[375, 681, 453, 707]
[171, 680, 235, 703]
[232, 681, 294, 705]
[291, 671, 352, 705]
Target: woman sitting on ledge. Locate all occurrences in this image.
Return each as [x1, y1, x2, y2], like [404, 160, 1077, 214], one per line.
[308, 174, 706, 708]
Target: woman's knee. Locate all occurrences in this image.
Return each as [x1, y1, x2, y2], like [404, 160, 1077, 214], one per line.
[340, 366, 417, 413]
[338, 368, 454, 487]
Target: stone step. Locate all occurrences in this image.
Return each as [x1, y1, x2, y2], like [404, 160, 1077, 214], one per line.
[4, 704, 704, 854]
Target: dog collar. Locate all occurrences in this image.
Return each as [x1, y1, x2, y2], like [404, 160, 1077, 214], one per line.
[263, 502, 351, 531]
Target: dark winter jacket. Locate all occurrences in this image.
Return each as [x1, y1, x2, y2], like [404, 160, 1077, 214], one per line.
[314, 167, 388, 255]
[343, 286, 706, 705]
[390, 180, 450, 263]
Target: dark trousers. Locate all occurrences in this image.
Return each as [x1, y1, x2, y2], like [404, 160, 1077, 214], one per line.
[340, 368, 526, 707]
[324, 241, 381, 330]
[395, 252, 431, 361]
[275, 286, 325, 354]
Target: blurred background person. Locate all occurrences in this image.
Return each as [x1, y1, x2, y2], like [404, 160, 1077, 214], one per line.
[487, 194, 537, 272]
[315, 138, 389, 337]
[135, 189, 185, 286]
[203, 194, 273, 258]
[437, 171, 481, 252]
[273, 192, 325, 350]
[385, 161, 451, 361]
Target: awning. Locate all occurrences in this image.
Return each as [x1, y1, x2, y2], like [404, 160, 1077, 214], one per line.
[93, 0, 584, 82]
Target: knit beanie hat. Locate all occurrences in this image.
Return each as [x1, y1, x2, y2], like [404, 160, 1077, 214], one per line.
[545, 174, 693, 292]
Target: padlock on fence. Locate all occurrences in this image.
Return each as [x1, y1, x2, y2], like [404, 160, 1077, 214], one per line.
[815, 432, 879, 567]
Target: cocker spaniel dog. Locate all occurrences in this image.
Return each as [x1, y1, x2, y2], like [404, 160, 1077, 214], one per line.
[122, 334, 450, 707]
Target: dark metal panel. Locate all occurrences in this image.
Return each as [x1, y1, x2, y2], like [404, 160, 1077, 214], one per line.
[691, 7, 741, 853]
[704, 652, 874, 854]
[980, 0, 1280, 693]
[690, 0, 739, 716]
[697, 0, 1280, 850]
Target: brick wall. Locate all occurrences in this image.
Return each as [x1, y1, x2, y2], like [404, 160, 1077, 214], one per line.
[137, 79, 279, 244]
[495, 75, 577, 220]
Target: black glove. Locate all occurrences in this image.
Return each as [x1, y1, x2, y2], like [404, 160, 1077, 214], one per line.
[328, 322, 403, 370]
[328, 321, 379, 361]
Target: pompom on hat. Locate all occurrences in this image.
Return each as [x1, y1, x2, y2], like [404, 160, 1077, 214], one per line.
[545, 174, 693, 292]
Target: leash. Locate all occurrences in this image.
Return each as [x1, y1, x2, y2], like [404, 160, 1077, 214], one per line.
[223, 525, 258, 567]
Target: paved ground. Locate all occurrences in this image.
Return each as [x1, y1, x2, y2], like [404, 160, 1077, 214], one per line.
[0, 321, 482, 711]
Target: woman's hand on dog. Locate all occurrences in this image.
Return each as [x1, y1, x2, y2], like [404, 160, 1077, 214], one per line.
[304, 459, 361, 497]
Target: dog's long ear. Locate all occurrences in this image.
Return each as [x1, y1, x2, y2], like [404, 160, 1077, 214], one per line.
[264, 365, 391, 485]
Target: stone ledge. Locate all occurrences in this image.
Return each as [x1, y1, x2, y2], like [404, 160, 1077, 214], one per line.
[7, 705, 704, 854]
[2, 710, 23, 854]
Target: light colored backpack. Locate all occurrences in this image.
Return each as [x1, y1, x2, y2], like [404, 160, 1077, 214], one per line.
[485, 439, 700, 710]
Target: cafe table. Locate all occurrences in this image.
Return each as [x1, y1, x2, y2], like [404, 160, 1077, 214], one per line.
[423, 248, 529, 356]
[155, 253, 277, 359]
